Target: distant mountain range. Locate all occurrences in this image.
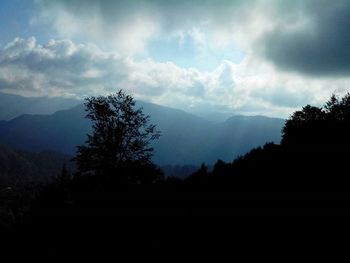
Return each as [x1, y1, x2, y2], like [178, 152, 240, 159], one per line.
[0, 93, 285, 165]
[0, 92, 81, 120]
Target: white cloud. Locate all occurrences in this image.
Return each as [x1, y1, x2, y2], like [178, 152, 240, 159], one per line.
[33, 0, 161, 55]
[1, 37, 350, 118]
[0, 0, 336, 120]
[33, 0, 259, 55]
[0, 37, 126, 97]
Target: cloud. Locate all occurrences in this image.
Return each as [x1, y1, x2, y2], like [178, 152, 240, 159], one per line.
[0, 38, 238, 104]
[33, 0, 255, 55]
[0, 37, 275, 117]
[3, 37, 350, 118]
[34, 0, 350, 78]
[260, 0, 350, 76]
[33, 0, 161, 54]
[0, 37, 128, 97]
[0, 0, 338, 119]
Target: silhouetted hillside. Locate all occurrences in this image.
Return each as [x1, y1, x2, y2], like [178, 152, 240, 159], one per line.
[0, 145, 72, 185]
[0, 145, 72, 228]
[2, 93, 350, 260]
[186, 94, 350, 188]
[161, 164, 199, 178]
[0, 102, 284, 166]
[0, 92, 81, 120]
[0, 145, 37, 185]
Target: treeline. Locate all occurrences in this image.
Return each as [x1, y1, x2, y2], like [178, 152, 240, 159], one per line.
[1, 91, 350, 259]
[2, 92, 350, 229]
[0, 146, 73, 228]
[183, 93, 350, 188]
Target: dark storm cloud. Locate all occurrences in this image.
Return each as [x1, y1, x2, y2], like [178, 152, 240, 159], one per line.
[261, 0, 350, 76]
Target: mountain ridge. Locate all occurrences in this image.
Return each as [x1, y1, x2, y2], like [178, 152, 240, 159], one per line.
[0, 92, 81, 120]
[0, 100, 284, 165]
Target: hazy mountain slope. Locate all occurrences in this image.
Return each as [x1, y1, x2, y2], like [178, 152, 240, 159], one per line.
[0, 92, 81, 120]
[0, 105, 90, 154]
[211, 116, 285, 161]
[18, 150, 74, 178]
[0, 102, 284, 165]
[0, 145, 72, 185]
[137, 101, 217, 165]
[0, 145, 37, 185]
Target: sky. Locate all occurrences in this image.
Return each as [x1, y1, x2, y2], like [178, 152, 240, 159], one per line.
[1, 0, 350, 118]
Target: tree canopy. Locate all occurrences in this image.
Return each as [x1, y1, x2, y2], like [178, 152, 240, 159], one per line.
[282, 93, 350, 151]
[74, 90, 162, 184]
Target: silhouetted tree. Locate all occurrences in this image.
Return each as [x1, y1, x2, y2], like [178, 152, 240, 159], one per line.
[182, 94, 350, 188]
[74, 90, 161, 184]
[186, 163, 210, 185]
[325, 93, 350, 120]
[282, 105, 325, 147]
[56, 164, 71, 186]
[212, 159, 230, 178]
[282, 93, 350, 152]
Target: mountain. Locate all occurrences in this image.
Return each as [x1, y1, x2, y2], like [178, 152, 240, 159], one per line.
[0, 144, 72, 185]
[0, 102, 285, 166]
[0, 105, 90, 155]
[0, 145, 37, 185]
[0, 145, 72, 228]
[0, 92, 81, 120]
[212, 115, 285, 161]
[189, 110, 238, 123]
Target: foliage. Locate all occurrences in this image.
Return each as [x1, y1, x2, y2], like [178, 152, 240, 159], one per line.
[282, 93, 350, 151]
[74, 90, 162, 184]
